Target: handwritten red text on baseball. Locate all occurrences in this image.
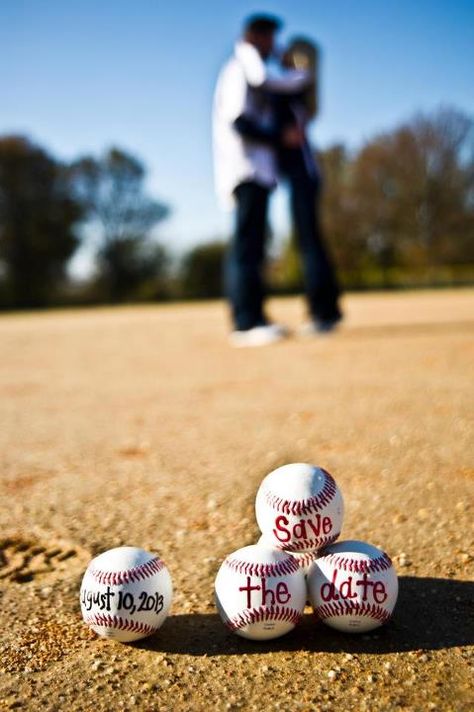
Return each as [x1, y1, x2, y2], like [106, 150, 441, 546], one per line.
[320, 570, 387, 603]
[273, 514, 332, 543]
[238, 576, 291, 608]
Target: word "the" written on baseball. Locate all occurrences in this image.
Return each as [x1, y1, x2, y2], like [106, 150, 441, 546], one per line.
[81, 586, 164, 615]
[238, 576, 291, 608]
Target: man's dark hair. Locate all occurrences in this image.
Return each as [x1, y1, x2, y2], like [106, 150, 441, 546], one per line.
[244, 13, 283, 34]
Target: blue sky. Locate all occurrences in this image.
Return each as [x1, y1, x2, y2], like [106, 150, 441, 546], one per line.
[1, 1, 473, 274]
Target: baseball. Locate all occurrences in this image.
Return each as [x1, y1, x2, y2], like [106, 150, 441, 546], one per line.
[80, 546, 173, 643]
[215, 543, 306, 640]
[307, 540, 398, 633]
[255, 463, 344, 553]
[290, 549, 320, 576]
[257, 534, 319, 576]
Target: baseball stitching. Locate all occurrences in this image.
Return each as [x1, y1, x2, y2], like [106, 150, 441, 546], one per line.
[89, 556, 165, 586]
[322, 552, 393, 573]
[224, 555, 300, 578]
[315, 600, 392, 624]
[84, 614, 158, 635]
[225, 605, 303, 631]
[263, 469, 337, 516]
[291, 551, 319, 569]
[272, 532, 340, 553]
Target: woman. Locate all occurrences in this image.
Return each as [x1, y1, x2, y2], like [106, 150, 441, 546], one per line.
[274, 38, 343, 333]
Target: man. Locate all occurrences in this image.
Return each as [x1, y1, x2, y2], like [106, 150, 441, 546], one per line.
[213, 14, 310, 347]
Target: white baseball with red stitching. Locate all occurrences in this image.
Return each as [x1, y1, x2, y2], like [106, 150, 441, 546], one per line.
[215, 544, 306, 640]
[257, 535, 319, 576]
[290, 549, 320, 576]
[255, 463, 344, 553]
[307, 540, 398, 633]
[80, 546, 173, 642]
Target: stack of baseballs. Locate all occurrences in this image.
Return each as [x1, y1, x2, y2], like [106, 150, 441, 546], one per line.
[215, 462, 398, 640]
[78, 461, 398, 646]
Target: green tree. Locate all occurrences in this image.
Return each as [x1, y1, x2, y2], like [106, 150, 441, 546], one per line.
[180, 241, 226, 299]
[69, 148, 170, 302]
[0, 136, 82, 308]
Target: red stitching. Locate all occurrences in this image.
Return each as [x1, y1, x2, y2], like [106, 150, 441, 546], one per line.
[272, 532, 340, 553]
[324, 552, 393, 573]
[89, 556, 165, 586]
[263, 469, 337, 516]
[84, 614, 157, 635]
[225, 605, 303, 631]
[224, 555, 300, 578]
[315, 601, 392, 623]
[292, 551, 318, 569]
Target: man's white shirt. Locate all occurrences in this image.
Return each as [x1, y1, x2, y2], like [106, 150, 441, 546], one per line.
[212, 41, 309, 210]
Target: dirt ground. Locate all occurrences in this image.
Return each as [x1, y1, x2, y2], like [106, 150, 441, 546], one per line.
[0, 289, 473, 712]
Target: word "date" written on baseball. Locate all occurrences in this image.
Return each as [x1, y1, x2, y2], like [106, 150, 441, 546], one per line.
[81, 586, 164, 615]
[320, 570, 388, 603]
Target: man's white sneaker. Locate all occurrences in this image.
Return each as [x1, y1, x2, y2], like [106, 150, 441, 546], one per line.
[299, 317, 342, 336]
[229, 324, 288, 348]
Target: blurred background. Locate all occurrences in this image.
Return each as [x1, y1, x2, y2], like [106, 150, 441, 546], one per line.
[1, 0, 473, 309]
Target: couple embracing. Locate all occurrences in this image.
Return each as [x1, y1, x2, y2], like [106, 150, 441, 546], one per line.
[213, 14, 342, 347]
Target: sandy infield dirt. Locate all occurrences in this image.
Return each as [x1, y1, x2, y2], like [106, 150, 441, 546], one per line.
[0, 289, 473, 711]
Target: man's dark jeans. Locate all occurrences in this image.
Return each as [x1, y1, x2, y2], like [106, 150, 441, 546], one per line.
[281, 148, 342, 323]
[225, 181, 270, 331]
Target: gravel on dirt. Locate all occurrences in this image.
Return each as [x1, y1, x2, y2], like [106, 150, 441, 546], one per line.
[0, 290, 473, 711]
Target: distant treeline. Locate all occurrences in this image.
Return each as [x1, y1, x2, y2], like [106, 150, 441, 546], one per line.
[0, 105, 473, 309]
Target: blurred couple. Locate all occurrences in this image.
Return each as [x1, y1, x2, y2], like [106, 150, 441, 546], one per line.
[213, 13, 342, 347]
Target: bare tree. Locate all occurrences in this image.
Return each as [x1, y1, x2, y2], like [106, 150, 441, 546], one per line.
[277, 106, 474, 289]
[69, 148, 170, 301]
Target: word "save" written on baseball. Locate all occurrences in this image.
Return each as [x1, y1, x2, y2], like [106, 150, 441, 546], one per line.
[273, 513, 333, 543]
